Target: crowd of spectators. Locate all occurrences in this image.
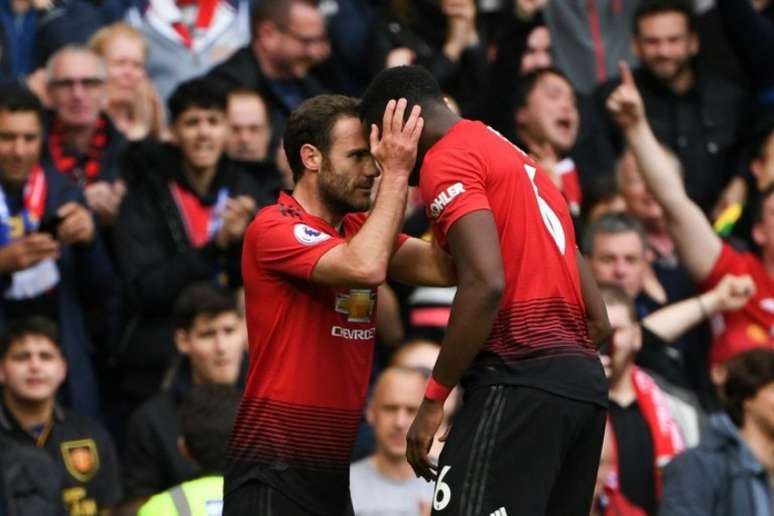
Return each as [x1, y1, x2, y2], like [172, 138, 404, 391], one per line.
[0, 0, 773, 515]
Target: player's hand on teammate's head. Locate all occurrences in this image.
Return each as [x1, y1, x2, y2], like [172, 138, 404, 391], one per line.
[606, 61, 645, 131]
[369, 98, 424, 179]
[406, 397, 445, 482]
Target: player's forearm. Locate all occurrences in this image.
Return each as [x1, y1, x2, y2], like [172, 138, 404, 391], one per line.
[624, 121, 687, 211]
[343, 175, 409, 285]
[431, 275, 503, 387]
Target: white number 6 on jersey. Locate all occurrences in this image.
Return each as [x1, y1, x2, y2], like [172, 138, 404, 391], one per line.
[433, 465, 452, 511]
[524, 164, 566, 254]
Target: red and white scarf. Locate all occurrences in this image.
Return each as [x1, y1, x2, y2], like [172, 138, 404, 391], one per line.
[144, 0, 236, 50]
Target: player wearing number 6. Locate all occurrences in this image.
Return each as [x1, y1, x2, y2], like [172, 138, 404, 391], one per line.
[361, 66, 611, 516]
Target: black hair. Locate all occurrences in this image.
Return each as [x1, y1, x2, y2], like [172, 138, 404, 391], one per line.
[359, 65, 444, 129]
[283, 94, 359, 182]
[512, 67, 573, 112]
[0, 84, 44, 124]
[168, 78, 228, 123]
[250, 0, 316, 34]
[173, 283, 238, 331]
[178, 383, 241, 472]
[722, 348, 774, 427]
[0, 316, 61, 358]
[580, 174, 620, 223]
[633, 0, 696, 36]
[581, 212, 647, 256]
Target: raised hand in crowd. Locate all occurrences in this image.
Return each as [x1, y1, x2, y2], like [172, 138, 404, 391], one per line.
[701, 273, 756, 314]
[515, 0, 549, 21]
[214, 195, 257, 249]
[606, 61, 645, 131]
[56, 201, 95, 245]
[84, 179, 127, 226]
[442, 0, 479, 61]
[0, 233, 59, 273]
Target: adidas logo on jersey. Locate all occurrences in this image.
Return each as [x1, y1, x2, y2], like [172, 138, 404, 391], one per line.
[489, 507, 508, 516]
[429, 182, 465, 218]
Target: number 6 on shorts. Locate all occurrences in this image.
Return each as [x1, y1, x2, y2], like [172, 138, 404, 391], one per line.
[433, 465, 452, 511]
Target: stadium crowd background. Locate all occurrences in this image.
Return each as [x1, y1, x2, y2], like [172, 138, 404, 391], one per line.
[0, 0, 773, 514]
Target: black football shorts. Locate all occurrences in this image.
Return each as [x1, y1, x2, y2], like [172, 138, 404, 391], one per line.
[430, 384, 606, 516]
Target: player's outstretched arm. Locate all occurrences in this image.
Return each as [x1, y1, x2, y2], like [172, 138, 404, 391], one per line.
[387, 237, 457, 287]
[312, 99, 424, 287]
[576, 248, 611, 347]
[607, 62, 721, 282]
[406, 210, 503, 481]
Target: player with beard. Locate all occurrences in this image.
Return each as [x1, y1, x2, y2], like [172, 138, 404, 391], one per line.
[224, 94, 455, 516]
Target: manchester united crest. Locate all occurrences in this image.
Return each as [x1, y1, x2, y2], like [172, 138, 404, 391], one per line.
[61, 439, 100, 482]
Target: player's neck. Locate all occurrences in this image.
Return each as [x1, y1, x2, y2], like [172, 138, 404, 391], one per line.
[418, 107, 462, 157]
[3, 392, 54, 432]
[370, 453, 415, 481]
[291, 181, 344, 228]
[608, 366, 636, 406]
[739, 417, 774, 474]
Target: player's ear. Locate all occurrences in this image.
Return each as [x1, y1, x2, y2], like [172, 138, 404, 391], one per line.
[175, 329, 191, 355]
[300, 144, 322, 173]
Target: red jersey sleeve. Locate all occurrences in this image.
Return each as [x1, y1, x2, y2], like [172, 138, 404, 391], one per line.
[254, 217, 344, 280]
[701, 242, 746, 291]
[420, 147, 490, 241]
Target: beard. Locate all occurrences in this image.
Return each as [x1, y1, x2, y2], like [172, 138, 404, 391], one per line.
[318, 156, 371, 216]
[647, 54, 692, 83]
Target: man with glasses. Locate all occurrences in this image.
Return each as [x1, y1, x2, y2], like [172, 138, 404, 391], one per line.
[45, 46, 128, 230]
[208, 0, 330, 156]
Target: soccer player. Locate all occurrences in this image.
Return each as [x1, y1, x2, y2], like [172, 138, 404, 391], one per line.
[224, 94, 455, 516]
[360, 66, 610, 516]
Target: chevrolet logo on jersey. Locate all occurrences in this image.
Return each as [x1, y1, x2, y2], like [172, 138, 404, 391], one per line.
[335, 289, 376, 323]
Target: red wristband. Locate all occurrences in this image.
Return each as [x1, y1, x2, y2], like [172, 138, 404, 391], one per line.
[425, 376, 452, 402]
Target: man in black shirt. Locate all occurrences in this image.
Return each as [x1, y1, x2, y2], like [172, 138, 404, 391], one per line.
[121, 283, 245, 512]
[0, 317, 122, 516]
[598, 284, 685, 515]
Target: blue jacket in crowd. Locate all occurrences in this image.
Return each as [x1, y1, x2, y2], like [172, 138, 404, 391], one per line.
[659, 413, 773, 516]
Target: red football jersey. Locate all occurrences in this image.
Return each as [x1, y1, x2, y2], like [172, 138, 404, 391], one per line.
[226, 192, 405, 514]
[419, 120, 606, 404]
[701, 243, 774, 365]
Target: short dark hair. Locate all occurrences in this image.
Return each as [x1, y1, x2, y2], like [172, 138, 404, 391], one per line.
[0, 317, 60, 359]
[751, 116, 774, 162]
[513, 67, 573, 112]
[0, 84, 44, 124]
[633, 0, 696, 36]
[173, 283, 238, 331]
[283, 94, 359, 182]
[178, 383, 241, 472]
[168, 78, 228, 123]
[251, 0, 316, 34]
[722, 348, 774, 427]
[597, 283, 636, 323]
[581, 212, 647, 255]
[360, 65, 445, 129]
